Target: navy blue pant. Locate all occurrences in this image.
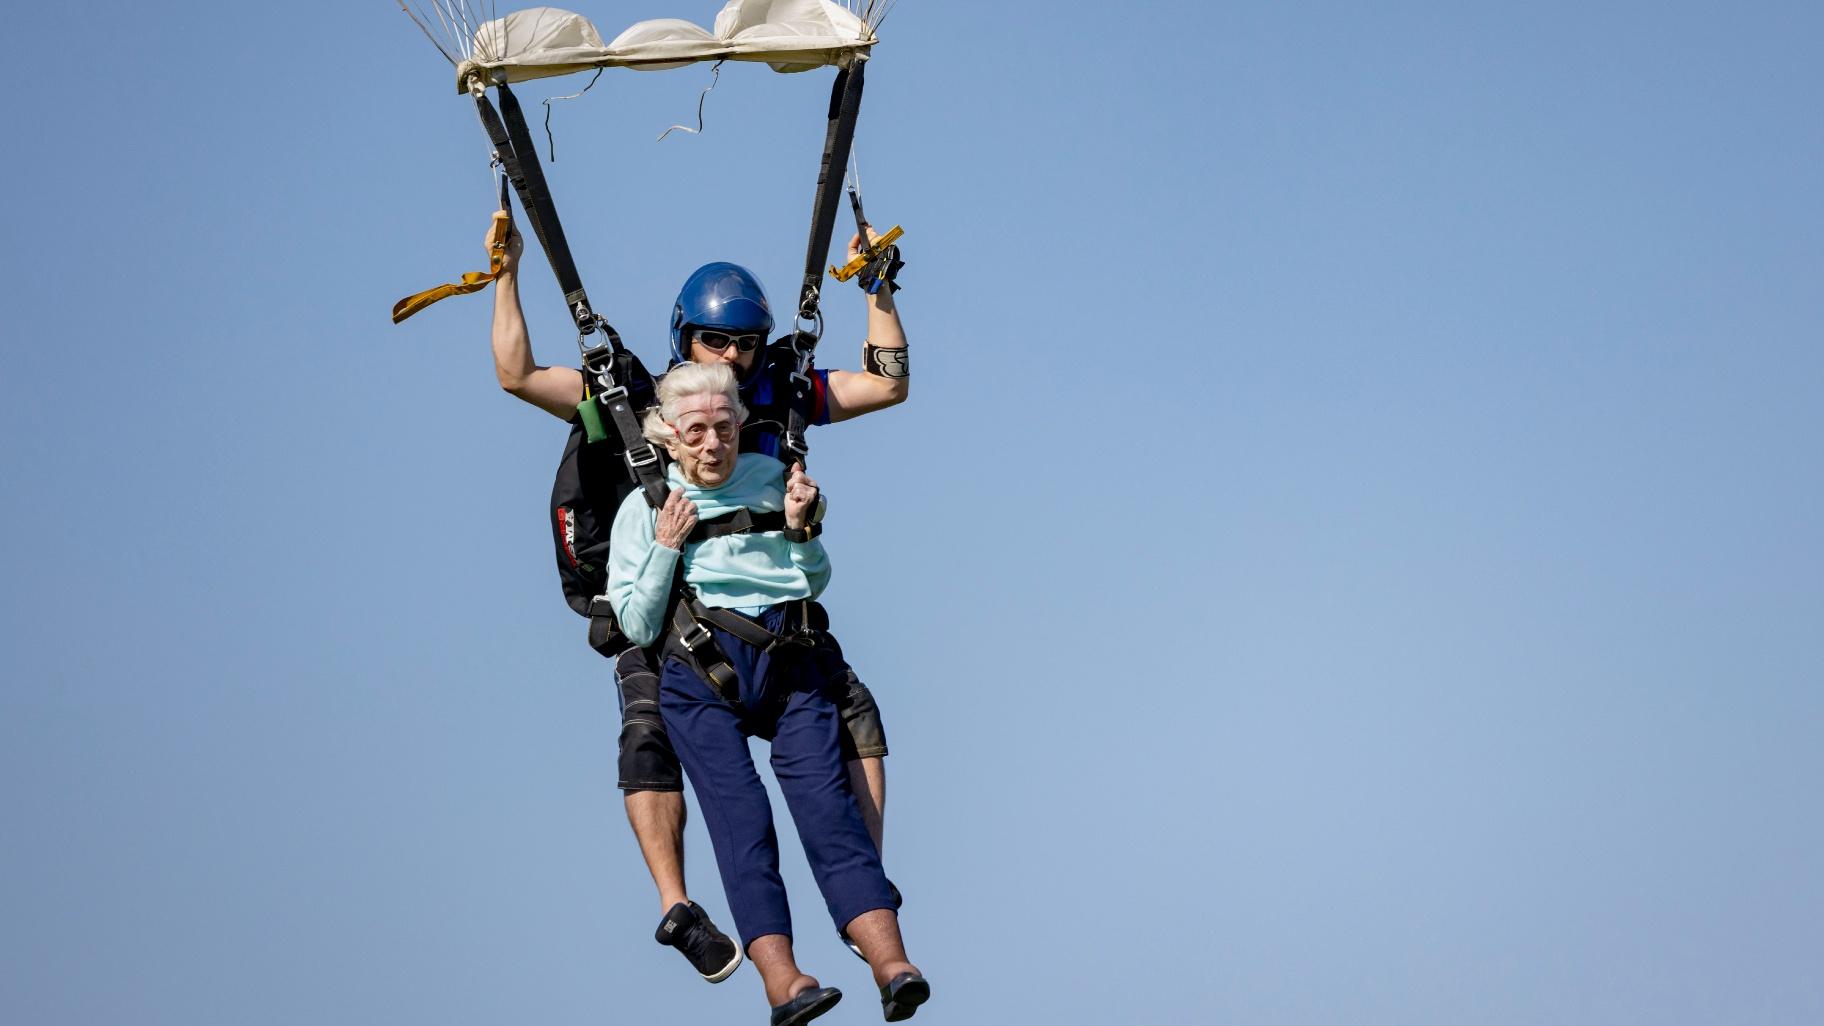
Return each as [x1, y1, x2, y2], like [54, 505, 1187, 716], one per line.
[659, 605, 897, 951]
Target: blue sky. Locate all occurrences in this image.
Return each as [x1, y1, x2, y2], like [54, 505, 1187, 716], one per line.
[3, 2, 1821, 1023]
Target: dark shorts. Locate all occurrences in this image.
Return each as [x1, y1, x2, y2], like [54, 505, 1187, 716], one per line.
[613, 609, 889, 792]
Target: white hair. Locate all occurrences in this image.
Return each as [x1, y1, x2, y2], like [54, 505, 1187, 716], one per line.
[641, 362, 749, 446]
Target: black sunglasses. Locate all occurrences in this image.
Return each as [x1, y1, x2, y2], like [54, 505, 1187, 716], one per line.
[694, 329, 765, 353]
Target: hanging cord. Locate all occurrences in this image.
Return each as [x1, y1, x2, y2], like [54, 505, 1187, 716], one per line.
[542, 68, 603, 161]
[657, 60, 726, 142]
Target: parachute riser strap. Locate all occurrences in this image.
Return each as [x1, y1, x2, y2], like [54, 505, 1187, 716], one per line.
[779, 61, 866, 464]
[793, 59, 867, 341]
[472, 92, 554, 284]
[474, 82, 604, 341]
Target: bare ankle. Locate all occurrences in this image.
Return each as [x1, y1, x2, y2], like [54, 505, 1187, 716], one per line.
[874, 961, 918, 988]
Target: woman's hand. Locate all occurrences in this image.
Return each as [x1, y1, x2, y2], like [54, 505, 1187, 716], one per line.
[784, 462, 820, 530]
[654, 487, 699, 550]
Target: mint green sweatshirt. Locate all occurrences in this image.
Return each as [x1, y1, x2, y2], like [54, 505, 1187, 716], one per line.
[607, 453, 831, 648]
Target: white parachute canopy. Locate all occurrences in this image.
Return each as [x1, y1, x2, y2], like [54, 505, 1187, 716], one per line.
[431, 1, 878, 91]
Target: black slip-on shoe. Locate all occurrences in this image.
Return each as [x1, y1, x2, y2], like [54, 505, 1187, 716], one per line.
[771, 985, 842, 1026]
[879, 972, 930, 1022]
[654, 901, 742, 983]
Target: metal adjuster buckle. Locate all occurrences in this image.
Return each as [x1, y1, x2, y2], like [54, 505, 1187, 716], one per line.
[679, 623, 714, 653]
[625, 444, 661, 470]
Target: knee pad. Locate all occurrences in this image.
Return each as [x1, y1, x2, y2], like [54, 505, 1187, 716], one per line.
[616, 649, 684, 791]
[835, 677, 889, 761]
[807, 622, 889, 760]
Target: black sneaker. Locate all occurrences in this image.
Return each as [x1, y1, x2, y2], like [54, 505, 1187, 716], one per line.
[655, 901, 742, 983]
[838, 880, 903, 962]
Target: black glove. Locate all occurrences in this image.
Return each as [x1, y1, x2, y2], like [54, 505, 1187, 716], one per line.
[857, 244, 905, 295]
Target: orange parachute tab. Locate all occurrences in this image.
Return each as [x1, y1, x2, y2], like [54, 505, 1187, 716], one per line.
[392, 211, 513, 324]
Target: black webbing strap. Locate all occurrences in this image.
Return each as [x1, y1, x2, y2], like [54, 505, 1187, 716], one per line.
[688, 598, 816, 655]
[669, 598, 743, 707]
[474, 82, 598, 336]
[781, 60, 868, 464]
[586, 595, 624, 657]
[584, 350, 670, 510]
[796, 61, 867, 326]
[667, 596, 816, 712]
[685, 508, 790, 545]
[476, 80, 668, 508]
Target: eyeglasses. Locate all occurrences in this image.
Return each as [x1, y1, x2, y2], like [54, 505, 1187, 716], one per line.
[676, 419, 741, 447]
[694, 329, 765, 353]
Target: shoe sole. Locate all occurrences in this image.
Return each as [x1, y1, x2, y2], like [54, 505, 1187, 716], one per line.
[882, 976, 930, 1022]
[700, 946, 743, 984]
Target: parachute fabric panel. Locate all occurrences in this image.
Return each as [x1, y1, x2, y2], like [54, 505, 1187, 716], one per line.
[454, 1, 873, 91]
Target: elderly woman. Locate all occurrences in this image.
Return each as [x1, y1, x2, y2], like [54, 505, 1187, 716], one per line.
[606, 363, 929, 1026]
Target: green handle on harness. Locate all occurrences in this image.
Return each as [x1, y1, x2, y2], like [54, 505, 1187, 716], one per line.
[577, 396, 608, 444]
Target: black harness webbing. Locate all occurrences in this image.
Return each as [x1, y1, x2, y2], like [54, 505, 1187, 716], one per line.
[474, 81, 669, 511]
[667, 595, 818, 716]
[685, 508, 792, 545]
[654, 65, 865, 693]
[781, 60, 867, 465]
[664, 503, 820, 714]
[585, 504, 801, 662]
[474, 84, 596, 335]
[474, 62, 867, 659]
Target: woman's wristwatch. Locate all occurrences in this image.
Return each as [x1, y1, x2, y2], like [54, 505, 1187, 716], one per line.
[785, 495, 827, 543]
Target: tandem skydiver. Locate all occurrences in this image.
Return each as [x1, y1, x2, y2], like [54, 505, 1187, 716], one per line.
[606, 362, 928, 1024]
[487, 221, 910, 982]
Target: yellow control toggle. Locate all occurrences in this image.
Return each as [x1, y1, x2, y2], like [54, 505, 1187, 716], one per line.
[828, 224, 905, 283]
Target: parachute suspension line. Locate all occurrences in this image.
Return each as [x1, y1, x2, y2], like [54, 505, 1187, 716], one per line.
[657, 61, 727, 143]
[845, 0, 903, 35]
[430, 1, 470, 58]
[542, 68, 603, 161]
[397, 0, 515, 64]
[396, 0, 458, 65]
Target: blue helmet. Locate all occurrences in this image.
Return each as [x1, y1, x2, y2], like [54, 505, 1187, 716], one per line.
[669, 262, 774, 366]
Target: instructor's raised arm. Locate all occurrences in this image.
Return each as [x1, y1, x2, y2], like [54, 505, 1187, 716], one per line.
[826, 229, 910, 423]
[490, 220, 585, 420]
